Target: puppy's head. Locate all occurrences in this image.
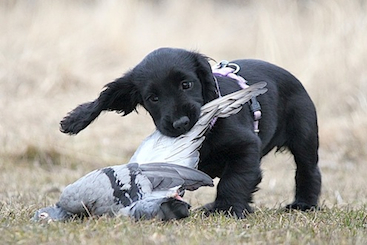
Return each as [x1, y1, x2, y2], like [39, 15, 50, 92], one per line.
[60, 48, 217, 137]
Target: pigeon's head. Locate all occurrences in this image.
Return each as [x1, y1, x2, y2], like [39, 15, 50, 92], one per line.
[32, 205, 72, 223]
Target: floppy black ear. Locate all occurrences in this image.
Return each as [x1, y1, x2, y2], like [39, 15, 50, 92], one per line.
[193, 53, 218, 103]
[60, 72, 141, 135]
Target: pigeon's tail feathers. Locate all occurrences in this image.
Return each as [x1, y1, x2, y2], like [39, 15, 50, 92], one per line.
[33, 204, 73, 222]
[139, 162, 214, 191]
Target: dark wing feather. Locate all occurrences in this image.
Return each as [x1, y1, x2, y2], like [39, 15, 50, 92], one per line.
[138, 162, 214, 191]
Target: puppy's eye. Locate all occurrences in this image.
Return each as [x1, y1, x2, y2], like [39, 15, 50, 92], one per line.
[181, 81, 193, 90]
[149, 95, 159, 103]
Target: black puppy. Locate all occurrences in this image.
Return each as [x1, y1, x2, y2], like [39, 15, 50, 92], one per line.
[60, 48, 321, 218]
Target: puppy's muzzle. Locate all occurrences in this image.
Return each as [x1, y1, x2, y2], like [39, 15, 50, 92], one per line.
[172, 116, 190, 132]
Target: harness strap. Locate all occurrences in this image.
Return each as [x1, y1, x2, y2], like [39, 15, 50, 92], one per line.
[211, 60, 262, 134]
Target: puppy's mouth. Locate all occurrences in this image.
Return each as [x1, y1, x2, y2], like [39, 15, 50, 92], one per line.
[161, 123, 194, 137]
[157, 103, 202, 137]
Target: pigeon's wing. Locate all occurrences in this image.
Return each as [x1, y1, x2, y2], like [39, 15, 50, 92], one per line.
[164, 82, 268, 166]
[196, 82, 268, 127]
[129, 130, 202, 168]
[129, 130, 177, 164]
[138, 162, 214, 191]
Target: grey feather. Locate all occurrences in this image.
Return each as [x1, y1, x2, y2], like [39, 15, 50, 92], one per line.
[129, 82, 268, 168]
[138, 162, 213, 191]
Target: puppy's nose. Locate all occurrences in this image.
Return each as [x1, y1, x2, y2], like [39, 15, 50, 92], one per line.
[173, 116, 190, 131]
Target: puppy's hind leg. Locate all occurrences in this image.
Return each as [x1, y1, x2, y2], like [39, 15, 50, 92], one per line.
[285, 102, 321, 210]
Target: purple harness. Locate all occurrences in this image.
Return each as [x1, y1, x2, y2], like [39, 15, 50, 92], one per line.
[211, 60, 262, 134]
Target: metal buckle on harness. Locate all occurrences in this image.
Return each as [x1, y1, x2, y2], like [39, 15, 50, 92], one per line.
[250, 97, 262, 134]
[216, 60, 240, 74]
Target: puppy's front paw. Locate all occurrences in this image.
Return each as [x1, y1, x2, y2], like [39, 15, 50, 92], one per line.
[197, 201, 251, 219]
[194, 202, 216, 217]
[285, 201, 319, 211]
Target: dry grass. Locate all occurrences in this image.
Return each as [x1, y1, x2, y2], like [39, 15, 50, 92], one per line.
[1, 0, 367, 244]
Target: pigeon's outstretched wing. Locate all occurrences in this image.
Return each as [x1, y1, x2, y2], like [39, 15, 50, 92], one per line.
[130, 82, 268, 168]
[33, 162, 213, 222]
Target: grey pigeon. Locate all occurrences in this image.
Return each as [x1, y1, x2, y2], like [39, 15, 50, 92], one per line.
[130, 82, 268, 168]
[33, 162, 213, 222]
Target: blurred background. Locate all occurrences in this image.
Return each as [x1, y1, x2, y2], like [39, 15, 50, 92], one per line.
[1, 0, 366, 207]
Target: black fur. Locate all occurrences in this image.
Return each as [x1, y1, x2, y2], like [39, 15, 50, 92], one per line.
[60, 48, 321, 218]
